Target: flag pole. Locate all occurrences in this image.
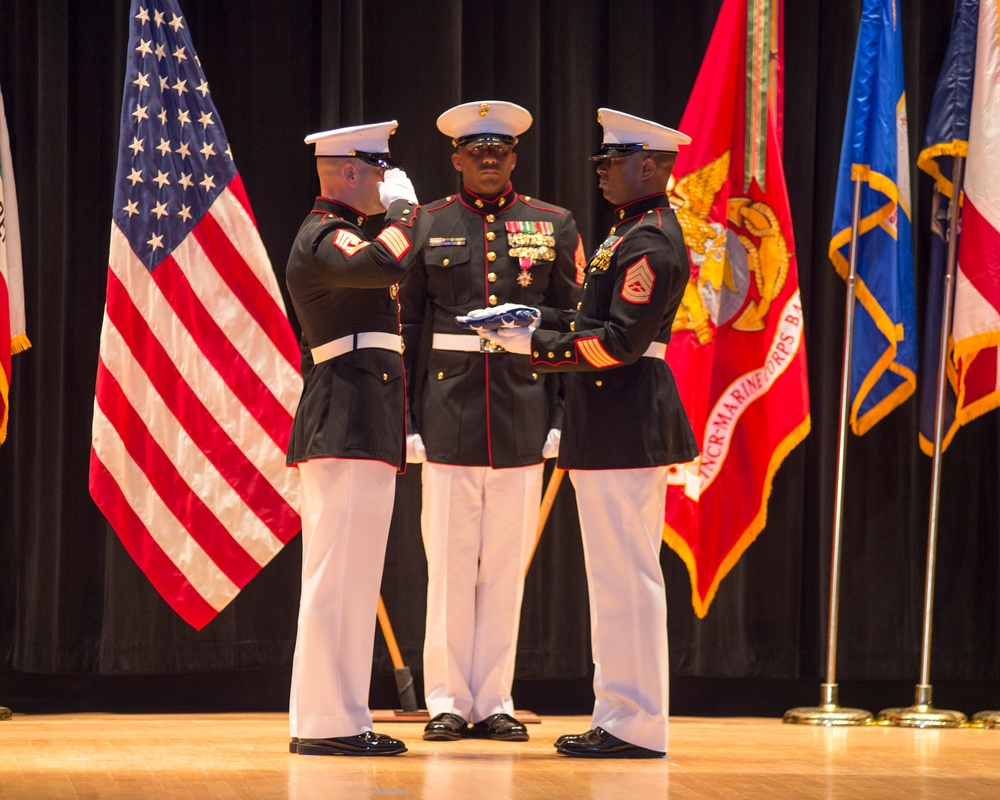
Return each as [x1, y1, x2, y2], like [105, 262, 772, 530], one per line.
[878, 156, 967, 728]
[524, 466, 565, 577]
[784, 173, 873, 725]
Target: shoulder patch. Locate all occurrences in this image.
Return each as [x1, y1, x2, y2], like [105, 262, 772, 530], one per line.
[333, 228, 370, 256]
[621, 256, 656, 304]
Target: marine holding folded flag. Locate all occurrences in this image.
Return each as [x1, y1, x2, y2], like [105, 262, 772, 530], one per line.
[284, 122, 430, 757]
[398, 101, 584, 744]
[478, 109, 698, 758]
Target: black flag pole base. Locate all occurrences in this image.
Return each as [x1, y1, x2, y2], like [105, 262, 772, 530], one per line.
[783, 683, 873, 726]
[876, 684, 966, 728]
[393, 666, 419, 714]
[1, 705, 11, 720]
[970, 710, 1000, 728]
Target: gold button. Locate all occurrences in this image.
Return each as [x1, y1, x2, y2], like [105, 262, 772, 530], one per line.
[499, 198, 506, 207]
[488, 272, 497, 282]
[583, 282, 588, 289]
[382, 373, 388, 381]
[447, 195, 454, 201]
[487, 251, 497, 262]
[565, 351, 572, 358]
[486, 214, 495, 223]
[618, 210, 624, 219]
[443, 258, 450, 267]
[531, 372, 537, 380]
[596, 380, 603, 387]
[403, 208, 411, 214]
[590, 267, 597, 273]
[437, 371, 444, 380]
[547, 351, 554, 358]
[576, 301, 582, 310]
[488, 295, 498, 306]
[358, 217, 364, 225]
[533, 351, 539, 358]
[475, 199, 484, 208]
[609, 226, 617, 234]
[647, 210, 653, 214]
[570, 321, 575, 331]
[523, 196, 532, 201]
[486, 231, 496, 241]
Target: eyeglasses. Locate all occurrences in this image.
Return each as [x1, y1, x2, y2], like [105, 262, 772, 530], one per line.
[461, 144, 513, 159]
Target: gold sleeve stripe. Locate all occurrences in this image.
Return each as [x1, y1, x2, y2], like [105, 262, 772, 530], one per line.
[377, 226, 411, 261]
[577, 337, 621, 369]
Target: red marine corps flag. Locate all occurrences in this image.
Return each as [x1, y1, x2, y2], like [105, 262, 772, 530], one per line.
[663, 0, 810, 617]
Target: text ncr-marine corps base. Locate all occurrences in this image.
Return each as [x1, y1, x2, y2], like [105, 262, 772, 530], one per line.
[479, 109, 699, 758]
[398, 101, 585, 743]
[284, 120, 430, 756]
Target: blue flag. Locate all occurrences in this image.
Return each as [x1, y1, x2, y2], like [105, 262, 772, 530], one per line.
[916, 0, 978, 455]
[828, 0, 917, 435]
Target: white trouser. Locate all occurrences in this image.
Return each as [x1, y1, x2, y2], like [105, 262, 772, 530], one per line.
[570, 466, 671, 753]
[289, 457, 396, 739]
[421, 462, 544, 722]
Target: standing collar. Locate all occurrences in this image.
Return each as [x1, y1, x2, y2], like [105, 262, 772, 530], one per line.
[458, 183, 518, 216]
[311, 196, 368, 227]
[612, 193, 671, 223]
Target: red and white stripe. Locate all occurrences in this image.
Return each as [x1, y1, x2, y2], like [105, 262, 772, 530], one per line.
[90, 180, 302, 630]
[952, 0, 1000, 426]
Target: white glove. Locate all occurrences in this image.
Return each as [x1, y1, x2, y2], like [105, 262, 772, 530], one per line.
[483, 326, 533, 355]
[377, 168, 419, 208]
[542, 428, 561, 459]
[406, 433, 427, 463]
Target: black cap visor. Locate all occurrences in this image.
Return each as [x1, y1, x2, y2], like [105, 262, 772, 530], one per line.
[588, 142, 654, 161]
[454, 133, 517, 149]
[350, 150, 395, 169]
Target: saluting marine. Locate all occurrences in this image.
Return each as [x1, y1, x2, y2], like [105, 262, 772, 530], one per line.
[285, 121, 430, 757]
[398, 100, 585, 743]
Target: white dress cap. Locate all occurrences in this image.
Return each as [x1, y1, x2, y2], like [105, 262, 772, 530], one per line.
[436, 101, 533, 148]
[590, 108, 690, 160]
[304, 120, 399, 166]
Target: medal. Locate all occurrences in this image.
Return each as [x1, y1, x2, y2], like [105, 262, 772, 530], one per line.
[517, 256, 533, 287]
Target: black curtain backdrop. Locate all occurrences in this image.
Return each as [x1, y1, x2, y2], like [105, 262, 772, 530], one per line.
[2, 0, 998, 715]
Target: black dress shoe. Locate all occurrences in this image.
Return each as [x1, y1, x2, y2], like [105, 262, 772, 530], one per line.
[289, 737, 298, 753]
[469, 713, 529, 741]
[423, 712, 469, 741]
[553, 730, 590, 748]
[295, 731, 407, 756]
[556, 727, 664, 759]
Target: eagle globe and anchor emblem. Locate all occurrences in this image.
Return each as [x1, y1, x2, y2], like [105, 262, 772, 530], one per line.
[665, 149, 791, 502]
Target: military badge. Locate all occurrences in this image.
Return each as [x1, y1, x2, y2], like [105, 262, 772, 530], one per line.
[589, 234, 623, 271]
[506, 221, 555, 287]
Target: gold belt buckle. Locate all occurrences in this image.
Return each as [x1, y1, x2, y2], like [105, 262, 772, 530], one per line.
[480, 335, 505, 354]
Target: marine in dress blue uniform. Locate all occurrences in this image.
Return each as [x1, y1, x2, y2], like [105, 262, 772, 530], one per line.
[398, 101, 585, 742]
[285, 121, 430, 757]
[483, 109, 699, 758]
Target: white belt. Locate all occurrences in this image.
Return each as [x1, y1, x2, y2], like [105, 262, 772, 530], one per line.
[311, 331, 402, 363]
[643, 341, 667, 359]
[432, 333, 665, 359]
[432, 333, 490, 352]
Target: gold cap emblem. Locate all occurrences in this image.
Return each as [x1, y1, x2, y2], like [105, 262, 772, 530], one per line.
[479, 103, 491, 117]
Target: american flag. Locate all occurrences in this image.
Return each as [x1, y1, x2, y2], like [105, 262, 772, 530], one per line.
[90, 0, 302, 630]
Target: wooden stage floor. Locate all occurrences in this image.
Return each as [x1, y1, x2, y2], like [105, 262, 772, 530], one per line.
[1, 712, 998, 798]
